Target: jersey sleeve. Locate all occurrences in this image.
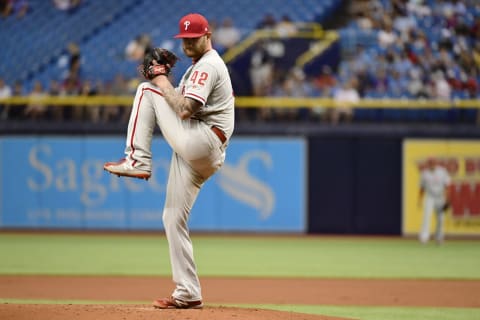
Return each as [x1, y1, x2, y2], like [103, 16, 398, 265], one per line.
[183, 62, 217, 106]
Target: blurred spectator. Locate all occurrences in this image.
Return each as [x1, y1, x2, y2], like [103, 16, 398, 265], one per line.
[110, 73, 128, 96]
[392, 49, 413, 77]
[213, 17, 241, 53]
[67, 42, 82, 78]
[328, 78, 360, 125]
[391, 0, 408, 16]
[406, 0, 431, 17]
[48, 79, 61, 96]
[53, 0, 81, 13]
[350, 0, 384, 27]
[125, 33, 152, 61]
[408, 30, 430, 62]
[371, 68, 389, 93]
[106, 74, 128, 123]
[2, 0, 29, 18]
[59, 74, 81, 121]
[47, 79, 63, 120]
[311, 65, 337, 120]
[249, 40, 275, 96]
[462, 70, 478, 98]
[431, 71, 451, 100]
[308, 89, 329, 122]
[354, 67, 372, 98]
[378, 19, 397, 48]
[356, 11, 374, 31]
[392, 8, 416, 37]
[0, 78, 12, 120]
[0, 78, 12, 99]
[57, 42, 82, 81]
[471, 16, 480, 39]
[350, 45, 374, 74]
[24, 81, 48, 119]
[407, 68, 428, 98]
[68, 42, 82, 75]
[313, 65, 337, 93]
[275, 15, 298, 37]
[60, 74, 82, 96]
[271, 67, 308, 121]
[8, 80, 26, 120]
[254, 13, 286, 72]
[81, 80, 100, 123]
[256, 13, 276, 31]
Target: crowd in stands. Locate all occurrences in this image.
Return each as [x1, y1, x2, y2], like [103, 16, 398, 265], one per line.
[331, 0, 480, 123]
[125, 33, 153, 62]
[1, 0, 29, 18]
[237, 0, 480, 124]
[343, 0, 479, 100]
[1, 0, 479, 125]
[0, 74, 138, 123]
[1, 0, 82, 18]
[301, 1, 475, 123]
[211, 17, 242, 54]
[52, 0, 82, 13]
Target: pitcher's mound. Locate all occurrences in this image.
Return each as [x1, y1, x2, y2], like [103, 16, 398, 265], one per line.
[0, 304, 354, 320]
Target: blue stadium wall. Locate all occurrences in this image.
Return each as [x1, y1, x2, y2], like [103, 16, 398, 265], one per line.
[1, 128, 478, 234]
[0, 136, 307, 232]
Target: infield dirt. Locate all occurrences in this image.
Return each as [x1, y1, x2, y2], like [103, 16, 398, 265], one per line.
[1, 275, 479, 320]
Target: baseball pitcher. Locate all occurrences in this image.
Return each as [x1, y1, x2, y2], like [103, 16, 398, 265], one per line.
[104, 13, 235, 309]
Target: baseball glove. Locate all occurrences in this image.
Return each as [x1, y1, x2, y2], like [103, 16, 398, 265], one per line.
[139, 48, 179, 80]
[441, 202, 451, 211]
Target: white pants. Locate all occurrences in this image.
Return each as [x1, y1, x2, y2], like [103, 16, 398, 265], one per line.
[124, 82, 226, 301]
[419, 195, 446, 243]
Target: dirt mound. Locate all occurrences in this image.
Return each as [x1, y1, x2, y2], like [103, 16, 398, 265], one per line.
[0, 304, 352, 320]
[2, 275, 479, 308]
[2, 275, 479, 320]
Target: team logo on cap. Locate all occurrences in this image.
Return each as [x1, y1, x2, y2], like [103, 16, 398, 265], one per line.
[184, 20, 190, 30]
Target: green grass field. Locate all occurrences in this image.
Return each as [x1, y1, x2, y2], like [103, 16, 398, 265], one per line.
[0, 233, 479, 320]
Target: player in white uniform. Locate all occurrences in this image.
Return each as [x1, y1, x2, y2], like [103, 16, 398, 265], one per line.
[104, 13, 234, 308]
[418, 157, 451, 244]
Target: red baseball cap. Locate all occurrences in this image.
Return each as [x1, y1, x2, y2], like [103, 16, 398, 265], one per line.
[426, 157, 436, 167]
[174, 13, 210, 38]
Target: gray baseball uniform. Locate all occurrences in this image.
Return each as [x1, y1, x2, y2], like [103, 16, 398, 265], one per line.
[123, 49, 234, 301]
[419, 165, 451, 243]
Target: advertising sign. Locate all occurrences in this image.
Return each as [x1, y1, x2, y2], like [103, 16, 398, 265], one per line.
[403, 139, 480, 236]
[0, 136, 305, 232]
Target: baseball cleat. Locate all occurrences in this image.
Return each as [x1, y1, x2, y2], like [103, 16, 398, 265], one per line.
[103, 159, 151, 180]
[152, 296, 203, 309]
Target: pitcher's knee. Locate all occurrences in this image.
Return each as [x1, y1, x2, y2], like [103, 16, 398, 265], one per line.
[162, 208, 188, 229]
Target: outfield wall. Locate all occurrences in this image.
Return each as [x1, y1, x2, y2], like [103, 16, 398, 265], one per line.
[308, 136, 402, 234]
[1, 133, 479, 235]
[0, 136, 306, 232]
[402, 139, 480, 237]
